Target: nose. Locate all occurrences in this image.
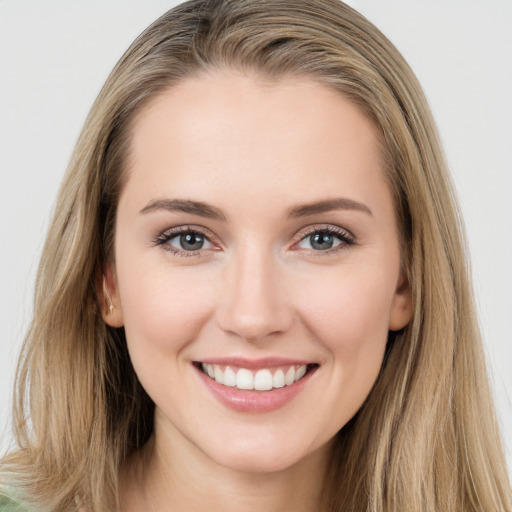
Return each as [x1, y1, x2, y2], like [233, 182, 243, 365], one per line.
[215, 244, 293, 342]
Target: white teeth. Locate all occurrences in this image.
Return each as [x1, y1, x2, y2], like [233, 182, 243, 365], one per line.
[254, 369, 273, 391]
[201, 363, 310, 391]
[223, 366, 237, 387]
[236, 368, 254, 390]
[273, 369, 285, 388]
[202, 363, 216, 378]
[295, 365, 307, 382]
[214, 365, 224, 384]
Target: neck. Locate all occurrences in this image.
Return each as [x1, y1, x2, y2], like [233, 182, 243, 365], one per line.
[120, 427, 332, 512]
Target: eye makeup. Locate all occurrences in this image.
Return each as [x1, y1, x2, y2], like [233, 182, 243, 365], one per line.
[152, 223, 356, 259]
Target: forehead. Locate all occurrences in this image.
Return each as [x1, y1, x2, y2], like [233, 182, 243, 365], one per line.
[121, 70, 390, 217]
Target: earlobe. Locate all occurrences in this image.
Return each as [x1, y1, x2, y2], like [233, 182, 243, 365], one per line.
[389, 270, 413, 331]
[99, 265, 124, 328]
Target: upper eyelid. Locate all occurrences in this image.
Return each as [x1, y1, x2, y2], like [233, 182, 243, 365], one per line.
[158, 223, 353, 237]
[159, 224, 218, 240]
[293, 224, 355, 242]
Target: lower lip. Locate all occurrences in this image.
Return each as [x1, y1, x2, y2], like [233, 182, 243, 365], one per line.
[195, 365, 316, 413]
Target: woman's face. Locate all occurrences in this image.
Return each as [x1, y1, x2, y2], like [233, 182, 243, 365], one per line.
[105, 70, 412, 474]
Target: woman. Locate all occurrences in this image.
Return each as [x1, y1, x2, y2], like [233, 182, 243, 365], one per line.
[1, 0, 511, 510]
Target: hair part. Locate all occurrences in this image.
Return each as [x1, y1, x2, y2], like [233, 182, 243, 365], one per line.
[2, 1, 511, 511]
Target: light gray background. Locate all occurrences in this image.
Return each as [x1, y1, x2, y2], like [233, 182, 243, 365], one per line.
[1, 1, 511, 476]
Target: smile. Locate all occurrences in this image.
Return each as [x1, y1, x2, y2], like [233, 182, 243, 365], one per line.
[194, 359, 319, 413]
[200, 363, 310, 391]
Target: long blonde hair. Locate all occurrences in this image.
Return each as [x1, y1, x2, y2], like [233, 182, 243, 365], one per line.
[1, 1, 510, 510]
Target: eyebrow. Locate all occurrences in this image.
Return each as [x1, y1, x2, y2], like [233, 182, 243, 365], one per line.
[287, 198, 372, 218]
[139, 196, 372, 221]
[139, 199, 227, 221]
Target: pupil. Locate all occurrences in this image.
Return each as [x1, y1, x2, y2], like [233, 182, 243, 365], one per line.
[180, 233, 204, 250]
[311, 233, 333, 250]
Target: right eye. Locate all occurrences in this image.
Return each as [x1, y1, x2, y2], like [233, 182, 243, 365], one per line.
[169, 232, 212, 251]
[154, 227, 215, 257]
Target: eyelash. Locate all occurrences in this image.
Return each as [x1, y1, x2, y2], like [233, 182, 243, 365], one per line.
[294, 225, 355, 255]
[153, 224, 355, 258]
[153, 225, 217, 258]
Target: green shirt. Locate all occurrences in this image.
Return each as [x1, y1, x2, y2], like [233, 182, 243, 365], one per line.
[0, 496, 26, 512]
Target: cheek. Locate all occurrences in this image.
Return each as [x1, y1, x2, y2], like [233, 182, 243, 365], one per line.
[297, 264, 396, 351]
[295, 265, 396, 425]
[116, 254, 216, 356]
[256, 263, 395, 445]
[294, 261, 397, 414]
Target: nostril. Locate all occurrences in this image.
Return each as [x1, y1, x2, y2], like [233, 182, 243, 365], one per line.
[215, 300, 294, 342]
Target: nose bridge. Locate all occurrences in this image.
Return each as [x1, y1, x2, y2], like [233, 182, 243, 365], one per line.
[216, 241, 292, 341]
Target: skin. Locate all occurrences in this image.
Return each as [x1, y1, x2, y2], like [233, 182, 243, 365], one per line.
[103, 70, 412, 511]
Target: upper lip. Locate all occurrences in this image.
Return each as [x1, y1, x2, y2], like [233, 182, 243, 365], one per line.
[195, 357, 315, 369]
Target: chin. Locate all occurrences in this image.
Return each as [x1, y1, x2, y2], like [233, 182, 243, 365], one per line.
[212, 452, 305, 475]
[198, 433, 330, 475]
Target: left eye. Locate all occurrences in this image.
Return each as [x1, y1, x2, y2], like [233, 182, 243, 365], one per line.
[296, 229, 351, 251]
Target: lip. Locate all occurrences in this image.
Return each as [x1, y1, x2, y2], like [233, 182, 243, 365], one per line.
[193, 359, 318, 413]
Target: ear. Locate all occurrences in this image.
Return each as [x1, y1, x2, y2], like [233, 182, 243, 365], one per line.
[389, 269, 413, 331]
[98, 264, 124, 328]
